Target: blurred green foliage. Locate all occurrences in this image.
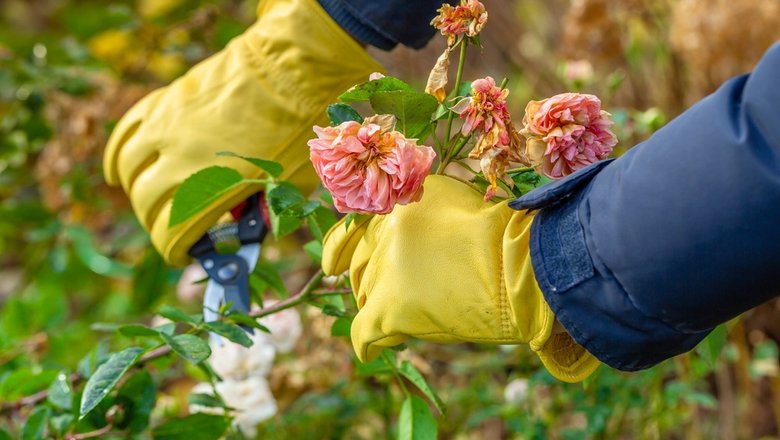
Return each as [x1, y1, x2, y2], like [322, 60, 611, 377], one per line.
[1, 0, 780, 439]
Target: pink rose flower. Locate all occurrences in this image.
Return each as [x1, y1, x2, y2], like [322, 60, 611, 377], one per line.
[453, 76, 523, 200]
[520, 93, 617, 179]
[308, 121, 435, 214]
[431, 0, 488, 46]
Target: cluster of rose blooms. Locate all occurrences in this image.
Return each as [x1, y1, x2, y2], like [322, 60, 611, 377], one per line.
[309, 0, 617, 214]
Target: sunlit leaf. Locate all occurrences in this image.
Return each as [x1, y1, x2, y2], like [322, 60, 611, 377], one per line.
[203, 321, 253, 348]
[327, 103, 363, 125]
[169, 166, 249, 227]
[161, 333, 211, 364]
[397, 395, 437, 440]
[339, 76, 413, 103]
[79, 347, 144, 418]
[399, 361, 446, 415]
[216, 151, 283, 178]
[369, 90, 438, 139]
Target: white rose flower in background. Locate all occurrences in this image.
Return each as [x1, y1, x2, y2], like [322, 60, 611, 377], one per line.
[210, 331, 276, 380]
[176, 263, 208, 303]
[504, 378, 529, 404]
[189, 377, 277, 438]
[256, 301, 302, 354]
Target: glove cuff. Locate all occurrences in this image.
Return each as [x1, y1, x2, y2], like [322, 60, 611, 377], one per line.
[503, 210, 600, 383]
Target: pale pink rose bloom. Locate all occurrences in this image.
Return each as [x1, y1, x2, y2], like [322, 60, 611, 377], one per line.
[520, 93, 617, 179]
[308, 121, 435, 214]
[256, 301, 302, 354]
[432, 0, 488, 46]
[190, 377, 277, 438]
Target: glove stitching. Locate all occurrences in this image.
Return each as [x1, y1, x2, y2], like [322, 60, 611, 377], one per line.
[498, 245, 511, 340]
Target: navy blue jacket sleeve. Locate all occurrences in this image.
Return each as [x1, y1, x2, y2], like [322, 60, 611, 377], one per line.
[318, 0, 454, 50]
[510, 41, 780, 371]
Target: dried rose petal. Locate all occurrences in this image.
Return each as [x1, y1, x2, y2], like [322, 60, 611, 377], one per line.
[431, 0, 488, 46]
[425, 48, 451, 102]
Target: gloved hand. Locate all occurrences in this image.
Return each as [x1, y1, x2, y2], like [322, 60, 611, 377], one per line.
[104, 0, 383, 266]
[322, 175, 600, 382]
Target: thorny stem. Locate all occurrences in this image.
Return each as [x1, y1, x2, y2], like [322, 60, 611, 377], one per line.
[1, 269, 333, 414]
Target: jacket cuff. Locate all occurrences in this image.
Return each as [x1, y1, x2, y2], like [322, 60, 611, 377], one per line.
[511, 162, 710, 371]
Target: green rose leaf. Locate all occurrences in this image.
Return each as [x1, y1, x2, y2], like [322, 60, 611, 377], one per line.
[161, 333, 211, 364]
[170, 166, 252, 227]
[216, 151, 283, 178]
[79, 347, 144, 418]
[307, 206, 338, 242]
[507, 168, 552, 197]
[399, 361, 446, 415]
[158, 305, 200, 325]
[339, 76, 414, 103]
[188, 393, 230, 409]
[203, 321, 253, 348]
[152, 413, 230, 440]
[47, 372, 73, 410]
[397, 395, 437, 440]
[117, 370, 157, 434]
[118, 324, 163, 339]
[327, 103, 364, 125]
[369, 90, 438, 139]
[21, 406, 50, 440]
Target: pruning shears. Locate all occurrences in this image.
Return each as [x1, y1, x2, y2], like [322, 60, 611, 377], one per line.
[188, 193, 268, 344]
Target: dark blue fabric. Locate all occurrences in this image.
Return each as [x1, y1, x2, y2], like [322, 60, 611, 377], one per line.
[317, 0, 455, 50]
[511, 42, 780, 371]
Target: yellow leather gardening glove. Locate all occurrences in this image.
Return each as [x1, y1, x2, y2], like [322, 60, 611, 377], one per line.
[322, 175, 600, 383]
[104, 0, 383, 266]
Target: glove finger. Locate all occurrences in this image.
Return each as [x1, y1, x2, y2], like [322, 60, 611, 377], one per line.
[103, 88, 166, 188]
[350, 298, 407, 363]
[321, 216, 370, 276]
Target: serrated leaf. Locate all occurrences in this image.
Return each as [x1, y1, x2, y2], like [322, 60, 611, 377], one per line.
[47, 372, 73, 410]
[339, 76, 413, 103]
[117, 370, 156, 434]
[267, 183, 318, 218]
[331, 317, 351, 337]
[118, 324, 162, 339]
[397, 395, 437, 440]
[327, 103, 363, 125]
[79, 347, 144, 418]
[399, 361, 446, 415]
[77, 343, 109, 378]
[21, 406, 50, 440]
[158, 305, 198, 325]
[161, 333, 211, 364]
[216, 151, 283, 178]
[355, 357, 394, 377]
[203, 321, 253, 347]
[369, 90, 438, 139]
[507, 168, 551, 197]
[152, 413, 229, 440]
[169, 166, 248, 227]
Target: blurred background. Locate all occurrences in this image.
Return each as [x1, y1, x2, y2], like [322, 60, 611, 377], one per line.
[2, 0, 780, 438]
